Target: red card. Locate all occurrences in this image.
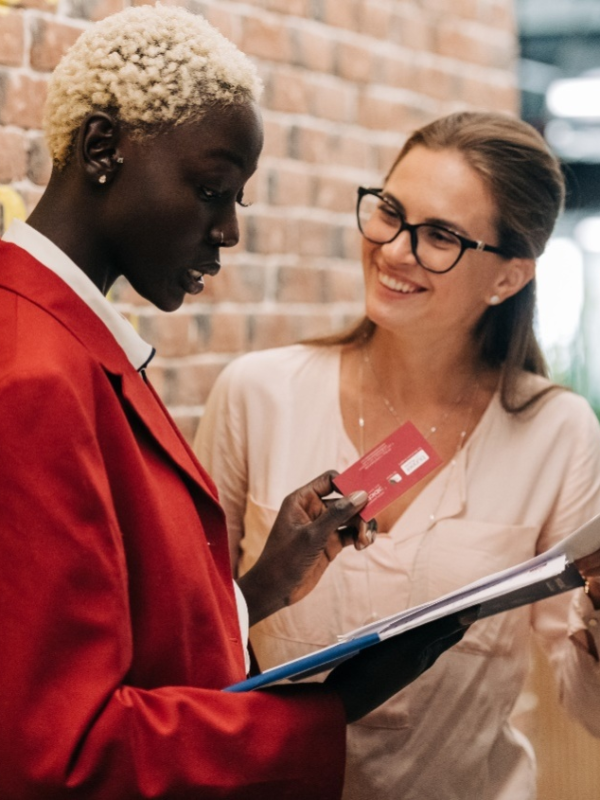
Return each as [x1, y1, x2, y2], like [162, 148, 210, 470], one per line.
[333, 422, 442, 520]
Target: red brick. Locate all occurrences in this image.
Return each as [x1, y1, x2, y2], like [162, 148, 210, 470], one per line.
[357, 87, 423, 133]
[357, 0, 393, 38]
[137, 311, 195, 358]
[416, 60, 455, 102]
[252, 0, 310, 15]
[291, 23, 337, 73]
[377, 51, 415, 89]
[314, 173, 361, 214]
[27, 132, 52, 185]
[299, 310, 342, 339]
[0, 127, 27, 182]
[241, 14, 292, 62]
[323, 0, 360, 31]
[184, 258, 268, 305]
[261, 115, 289, 159]
[269, 67, 310, 114]
[30, 19, 83, 72]
[391, 9, 435, 51]
[248, 312, 305, 350]
[309, 74, 357, 123]
[0, 11, 25, 67]
[334, 133, 373, 171]
[19, 0, 58, 11]
[268, 161, 313, 207]
[435, 21, 514, 68]
[202, 5, 243, 46]
[323, 261, 365, 303]
[340, 224, 362, 262]
[296, 216, 335, 257]
[205, 310, 249, 353]
[150, 359, 227, 407]
[0, 71, 47, 128]
[245, 212, 300, 255]
[275, 264, 325, 303]
[375, 139, 407, 176]
[288, 123, 332, 163]
[335, 40, 374, 83]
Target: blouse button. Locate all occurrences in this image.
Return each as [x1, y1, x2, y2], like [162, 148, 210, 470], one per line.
[588, 618, 598, 628]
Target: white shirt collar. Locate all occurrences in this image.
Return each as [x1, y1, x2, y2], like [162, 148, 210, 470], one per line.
[3, 219, 155, 371]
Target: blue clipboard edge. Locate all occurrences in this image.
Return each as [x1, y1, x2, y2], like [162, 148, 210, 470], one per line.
[224, 632, 381, 692]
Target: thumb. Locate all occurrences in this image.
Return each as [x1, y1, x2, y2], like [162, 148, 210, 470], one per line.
[313, 490, 369, 534]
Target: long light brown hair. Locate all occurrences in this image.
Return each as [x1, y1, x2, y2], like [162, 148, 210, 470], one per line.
[309, 111, 566, 413]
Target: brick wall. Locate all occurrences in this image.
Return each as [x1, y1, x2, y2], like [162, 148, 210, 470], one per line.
[0, 0, 518, 441]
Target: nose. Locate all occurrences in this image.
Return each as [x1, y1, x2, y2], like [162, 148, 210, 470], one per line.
[210, 207, 240, 249]
[381, 227, 417, 263]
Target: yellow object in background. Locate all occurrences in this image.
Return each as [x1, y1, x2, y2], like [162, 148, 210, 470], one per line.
[0, 186, 26, 236]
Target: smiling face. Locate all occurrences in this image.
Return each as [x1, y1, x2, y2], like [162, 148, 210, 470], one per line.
[362, 145, 527, 343]
[100, 100, 263, 311]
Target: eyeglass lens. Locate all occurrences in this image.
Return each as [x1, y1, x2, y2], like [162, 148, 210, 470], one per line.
[357, 193, 463, 273]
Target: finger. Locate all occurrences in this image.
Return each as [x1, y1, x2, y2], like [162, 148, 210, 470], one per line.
[313, 490, 368, 537]
[298, 470, 339, 500]
[417, 609, 476, 642]
[354, 519, 377, 551]
[575, 554, 600, 575]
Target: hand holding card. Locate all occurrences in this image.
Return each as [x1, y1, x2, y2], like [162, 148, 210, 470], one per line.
[333, 422, 442, 520]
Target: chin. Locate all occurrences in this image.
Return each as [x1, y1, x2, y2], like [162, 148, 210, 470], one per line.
[139, 288, 185, 313]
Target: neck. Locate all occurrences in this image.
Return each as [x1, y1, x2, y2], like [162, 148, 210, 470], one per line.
[27, 169, 115, 296]
[364, 325, 488, 408]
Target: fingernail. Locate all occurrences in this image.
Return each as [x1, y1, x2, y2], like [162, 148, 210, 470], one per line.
[458, 608, 480, 626]
[348, 490, 368, 507]
[365, 519, 377, 544]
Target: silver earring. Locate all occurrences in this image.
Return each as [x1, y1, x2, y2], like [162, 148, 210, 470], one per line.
[116, 157, 124, 164]
[219, 231, 225, 245]
[489, 294, 500, 305]
[98, 174, 107, 184]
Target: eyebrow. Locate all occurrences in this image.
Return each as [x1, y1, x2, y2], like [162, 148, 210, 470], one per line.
[381, 190, 473, 239]
[205, 148, 247, 170]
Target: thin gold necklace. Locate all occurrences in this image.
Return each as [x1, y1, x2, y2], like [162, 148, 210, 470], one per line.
[357, 343, 479, 624]
[359, 344, 474, 456]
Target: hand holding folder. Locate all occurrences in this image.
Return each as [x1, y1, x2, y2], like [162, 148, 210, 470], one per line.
[226, 511, 600, 693]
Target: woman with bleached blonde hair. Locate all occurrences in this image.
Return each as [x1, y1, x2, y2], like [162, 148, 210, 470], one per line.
[0, 5, 471, 798]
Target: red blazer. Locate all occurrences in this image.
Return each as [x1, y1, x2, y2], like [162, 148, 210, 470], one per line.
[0, 241, 346, 799]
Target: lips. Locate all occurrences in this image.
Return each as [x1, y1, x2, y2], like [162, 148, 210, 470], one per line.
[182, 261, 221, 295]
[182, 269, 205, 295]
[377, 270, 424, 294]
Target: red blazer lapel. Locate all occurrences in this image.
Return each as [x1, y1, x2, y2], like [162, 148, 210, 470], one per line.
[0, 241, 223, 514]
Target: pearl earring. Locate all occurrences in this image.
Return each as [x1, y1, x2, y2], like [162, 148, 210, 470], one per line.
[98, 175, 107, 184]
[489, 295, 500, 305]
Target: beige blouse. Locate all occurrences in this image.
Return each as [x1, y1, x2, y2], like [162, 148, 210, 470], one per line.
[195, 343, 600, 800]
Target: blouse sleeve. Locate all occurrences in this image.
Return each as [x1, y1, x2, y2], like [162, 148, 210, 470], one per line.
[194, 358, 250, 573]
[532, 393, 600, 737]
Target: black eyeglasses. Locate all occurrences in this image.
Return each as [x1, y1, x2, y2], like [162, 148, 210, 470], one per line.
[356, 187, 508, 274]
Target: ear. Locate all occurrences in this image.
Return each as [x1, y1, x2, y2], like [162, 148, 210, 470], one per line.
[77, 112, 123, 186]
[488, 257, 535, 305]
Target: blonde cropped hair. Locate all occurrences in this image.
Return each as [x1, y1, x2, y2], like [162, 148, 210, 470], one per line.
[45, 4, 263, 168]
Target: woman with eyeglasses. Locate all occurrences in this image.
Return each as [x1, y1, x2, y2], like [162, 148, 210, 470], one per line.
[195, 111, 600, 799]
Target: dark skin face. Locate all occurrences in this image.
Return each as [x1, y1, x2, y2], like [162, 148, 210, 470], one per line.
[29, 100, 264, 311]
